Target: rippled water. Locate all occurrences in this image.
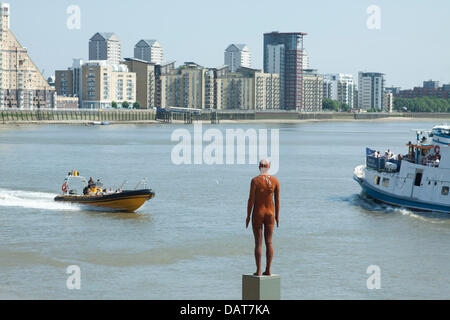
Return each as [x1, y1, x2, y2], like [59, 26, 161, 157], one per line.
[0, 120, 449, 300]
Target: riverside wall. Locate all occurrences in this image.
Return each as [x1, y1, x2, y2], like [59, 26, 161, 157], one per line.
[2, 109, 450, 124]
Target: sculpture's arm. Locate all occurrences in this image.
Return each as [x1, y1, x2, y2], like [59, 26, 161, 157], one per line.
[274, 179, 280, 227]
[246, 179, 256, 228]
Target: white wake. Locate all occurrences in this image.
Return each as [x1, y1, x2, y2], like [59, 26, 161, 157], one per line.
[0, 188, 81, 211]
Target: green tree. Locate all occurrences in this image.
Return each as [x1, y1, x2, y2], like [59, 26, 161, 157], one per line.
[323, 98, 340, 111]
[393, 97, 450, 113]
[111, 101, 118, 109]
[133, 102, 141, 109]
[341, 103, 350, 112]
[122, 101, 130, 109]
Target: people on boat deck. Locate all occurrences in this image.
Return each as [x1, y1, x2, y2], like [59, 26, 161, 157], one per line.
[383, 149, 395, 160]
[371, 149, 403, 161]
[83, 177, 108, 195]
[96, 179, 103, 189]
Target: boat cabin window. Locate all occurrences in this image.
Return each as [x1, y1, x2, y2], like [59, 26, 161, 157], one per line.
[374, 176, 381, 185]
[414, 171, 423, 187]
[382, 178, 390, 188]
[442, 187, 449, 196]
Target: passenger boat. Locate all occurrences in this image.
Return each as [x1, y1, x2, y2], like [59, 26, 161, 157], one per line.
[54, 172, 155, 212]
[353, 125, 450, 213]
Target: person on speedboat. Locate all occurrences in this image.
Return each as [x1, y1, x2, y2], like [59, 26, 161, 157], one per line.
[96, 179, 103, 189]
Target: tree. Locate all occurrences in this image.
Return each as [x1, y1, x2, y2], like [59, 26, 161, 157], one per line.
[393, 97, 450, 113]
[133, 102, 141, 109]
[323, 98, 340, 111]
[322, 98, 351, 112]
[341, 103, 350, 112]
[122, 101, 129, 109]
[111, 101, 118, 109]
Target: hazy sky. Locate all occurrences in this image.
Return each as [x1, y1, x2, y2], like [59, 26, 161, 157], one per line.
[7, 0, 450, 89]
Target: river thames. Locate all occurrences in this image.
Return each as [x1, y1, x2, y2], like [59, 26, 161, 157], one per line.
[0, 120, 449, 299]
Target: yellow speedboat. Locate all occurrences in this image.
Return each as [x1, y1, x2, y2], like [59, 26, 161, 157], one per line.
[54, 172, 155, 212]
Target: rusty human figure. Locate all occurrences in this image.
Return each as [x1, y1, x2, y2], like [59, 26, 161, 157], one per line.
[246, 159, 280, 276]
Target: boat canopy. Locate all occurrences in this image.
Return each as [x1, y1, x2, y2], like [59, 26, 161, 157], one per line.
[432, 125, 450, 137]
[407, 144, 434, 150]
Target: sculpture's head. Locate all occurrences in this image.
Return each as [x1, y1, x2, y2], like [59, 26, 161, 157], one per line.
[259, 159, 271, 174]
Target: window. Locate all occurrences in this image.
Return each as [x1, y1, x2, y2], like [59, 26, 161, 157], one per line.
[374, 176, 381, 185]
[382, 178, 390, 188]
[414, 172, 423, 187]
[442, 186, 449, 196]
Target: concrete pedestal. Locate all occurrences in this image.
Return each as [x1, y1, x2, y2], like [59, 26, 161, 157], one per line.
[242, 274, 281, 300]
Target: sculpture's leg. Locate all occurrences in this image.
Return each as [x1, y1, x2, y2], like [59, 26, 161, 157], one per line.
[264, 224, 274, 276]
[252, 225, 263, 276]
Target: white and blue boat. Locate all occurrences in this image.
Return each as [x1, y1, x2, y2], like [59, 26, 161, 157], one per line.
[353, 124, 450, 213]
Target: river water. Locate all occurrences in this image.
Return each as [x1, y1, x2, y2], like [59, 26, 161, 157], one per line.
[0, 120, 449, 300]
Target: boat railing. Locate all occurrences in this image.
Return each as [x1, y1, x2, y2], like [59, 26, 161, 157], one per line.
[366, 156, 402, 173]
[134, 178, 148, 190]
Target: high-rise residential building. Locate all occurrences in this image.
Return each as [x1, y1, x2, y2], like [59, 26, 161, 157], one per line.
[265, 43, 285, 107]
[301, 50, 310, 70]
[134, 40, 163, 65]
[89, 33, 121, 65]
[123, 58, 157, 109]
[322, 73, 355, 108]
[224, 44, 251, 73]
[0, 2, 55, 109]
[159, 63, 280, 111]
[160, 62, 212, 110]
[55, 59, 83, 101]
[81, 61, 136, 109]
[302, 69, 323, 112]
[55, 70, 74, 97]
[353, 87, 359, 109]
[264, 31, 308, 111]
[216, 67, 280, 110]
[358, 72, 385, 110]
[384, 92, 393, 113]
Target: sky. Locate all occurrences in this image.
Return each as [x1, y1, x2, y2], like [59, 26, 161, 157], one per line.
[6, 0, 450, 89]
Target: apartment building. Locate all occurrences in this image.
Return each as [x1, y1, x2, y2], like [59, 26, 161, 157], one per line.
[358, 72, 385, 110]
[264, 31, 308, 110]
[303, 69, 323, 112]
[54, 59, 85, 109]
[323, 73, 355, 108]
[216, 67, 280, 110]
[134, 40, 163, 65]
[224, 44, 251, 73]
[398, 81, 450, 99]
[123, 58, 157, 109]
[0, 2, 55, 109]
[384, 92, 393, 113]
[89, 33, 121, 65]
[81, 61, 136, 109]
[159, 62, 212, 110]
